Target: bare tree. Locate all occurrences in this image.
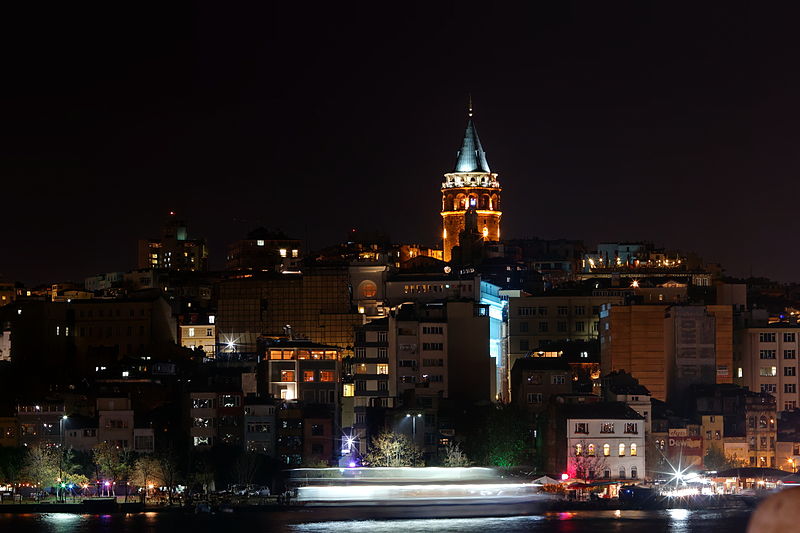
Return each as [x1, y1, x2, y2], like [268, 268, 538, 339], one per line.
[442, 442, 471, 467]
[365, 431, 423, 467]
[157, 451, 180, 505]
[234, 452, 260, 487]
[570, 441, 609, 483]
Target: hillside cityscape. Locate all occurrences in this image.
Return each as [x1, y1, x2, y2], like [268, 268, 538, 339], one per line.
[1, 112, 799, 507]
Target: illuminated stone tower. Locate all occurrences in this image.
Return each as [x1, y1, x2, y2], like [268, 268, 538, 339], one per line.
[441, 107, 501, 262]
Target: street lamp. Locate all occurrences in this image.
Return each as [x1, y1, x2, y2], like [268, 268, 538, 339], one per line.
[59, 415, 68, 503]
[405, 413, 423, 443]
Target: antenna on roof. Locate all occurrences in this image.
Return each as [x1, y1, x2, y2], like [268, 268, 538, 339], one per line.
[468, 93, 473, 117]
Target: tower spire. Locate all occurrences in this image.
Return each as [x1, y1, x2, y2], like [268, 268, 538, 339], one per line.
[468, 93, 473, 117]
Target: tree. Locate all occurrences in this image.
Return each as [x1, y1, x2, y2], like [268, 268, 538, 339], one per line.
[0, 447, 26, 487]
[442, 442, 471, 467]
[22, 445, 59, 496]
[484, 405, 531, 467]
[130, 456, 163, 503]
[365, 431, 423, 467]
[704, 445, 745, 471]
[570, 441, 609, 483]
[157, 451, 180, 505]
[235, 451, 262, 486]
[92, 443, 132, 496]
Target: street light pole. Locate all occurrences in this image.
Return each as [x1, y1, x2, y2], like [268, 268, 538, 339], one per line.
[405, 413, 423, 443]
[59, 415, 67, 502]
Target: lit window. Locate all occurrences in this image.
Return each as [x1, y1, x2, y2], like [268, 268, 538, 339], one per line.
[603, 444, 610, 456]
[575, 443, 582, 456]
[291, 249, 299, 258]
[303, 371, 315, 382]
[587, 444, 595, 456]
[343, 384, 354, 397]
[188, 328, 195, 337]
[377, 364, 389, 375]
[257, 240, 265, 246]
[280, 370, 295, 382]
[631, 443, 637, 456]
[320, 371, 335, 382]
[209, 315, 215, 324]
[279, 249, 287, 257]
[618, 443, 625, 456]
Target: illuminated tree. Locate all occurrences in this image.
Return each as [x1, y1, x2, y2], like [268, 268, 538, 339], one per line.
[130, 456, 163, 503]
[365, 431, 423, 467]
[92, 442, 132, 496]
[442, 442, 471, 467]
[22, 445, 59, 493]
[570, 441, 608, 483]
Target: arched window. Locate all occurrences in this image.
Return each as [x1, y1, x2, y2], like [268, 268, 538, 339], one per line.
[759, 415, 768, 429]
[603, 444, 610, 456]
[490, 194, 499, 211]
[587, 444, 595, 456]
[603, 469, 611, 479]
[630, 443, 637, 456]
[619, 467, 626, 479]
[358, 280, 378, 299]
[618, 443, 626, 456]
[575, 443, 582, 456]
[631, 466, 638, 479]
[480, 194, 489, 209]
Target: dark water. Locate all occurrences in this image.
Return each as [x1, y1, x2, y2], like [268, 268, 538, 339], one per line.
[0, 509, 752, 532]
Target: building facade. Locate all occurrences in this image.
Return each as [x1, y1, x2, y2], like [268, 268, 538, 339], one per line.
[737, 324, 800, 412]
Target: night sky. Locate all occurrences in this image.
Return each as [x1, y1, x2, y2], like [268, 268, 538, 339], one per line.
[3, 3, 799, 284]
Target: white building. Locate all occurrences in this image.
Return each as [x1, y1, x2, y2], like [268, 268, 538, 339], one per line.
[737, 325, 800, 412]
[555, 403, 646, 482]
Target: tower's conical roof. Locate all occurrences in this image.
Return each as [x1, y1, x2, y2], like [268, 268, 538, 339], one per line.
[454, 118, 491, 173]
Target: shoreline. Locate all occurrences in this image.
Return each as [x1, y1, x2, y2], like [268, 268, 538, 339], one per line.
[0, 494, 760, 516]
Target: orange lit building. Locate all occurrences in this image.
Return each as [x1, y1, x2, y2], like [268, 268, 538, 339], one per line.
[441, 108, 501, 262]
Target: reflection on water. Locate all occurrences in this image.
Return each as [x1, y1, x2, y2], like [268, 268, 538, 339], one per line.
[0, 509, 752, 533]
[290, 510, 751, 533]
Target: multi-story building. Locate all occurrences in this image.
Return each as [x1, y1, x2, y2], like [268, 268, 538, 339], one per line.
[178, 318, 216, 358]
[187, 389, 245, 448]
[16, 403, 66, 447]
[600, 303, 733, 402]
[510, 357, 573, 413]
[276, 402, 303, 465]
[745, 392, 777, 467]
[0, 417, 19, 447]
[97, 397, 134, 449]
[263, 340, 341, 406]
[216, 267, 364, 355]
[225, 228, 302, 272]
[244, 398, 276, 455]
[0, 324, 10, 362]
[138, 214, 208, 271]
[701, 414, 725, 462]
[736, 324, 800, 413]
[508, 294, 624, 388]
[547, 402, 646, 486]
[390, 301, 491, 407]
[346, 318, 392, 455]
[602, 370, 652, 436]
[440, 108, 501, 262]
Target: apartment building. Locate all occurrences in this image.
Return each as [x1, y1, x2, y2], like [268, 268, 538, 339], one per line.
[737, 324, 800, 412]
